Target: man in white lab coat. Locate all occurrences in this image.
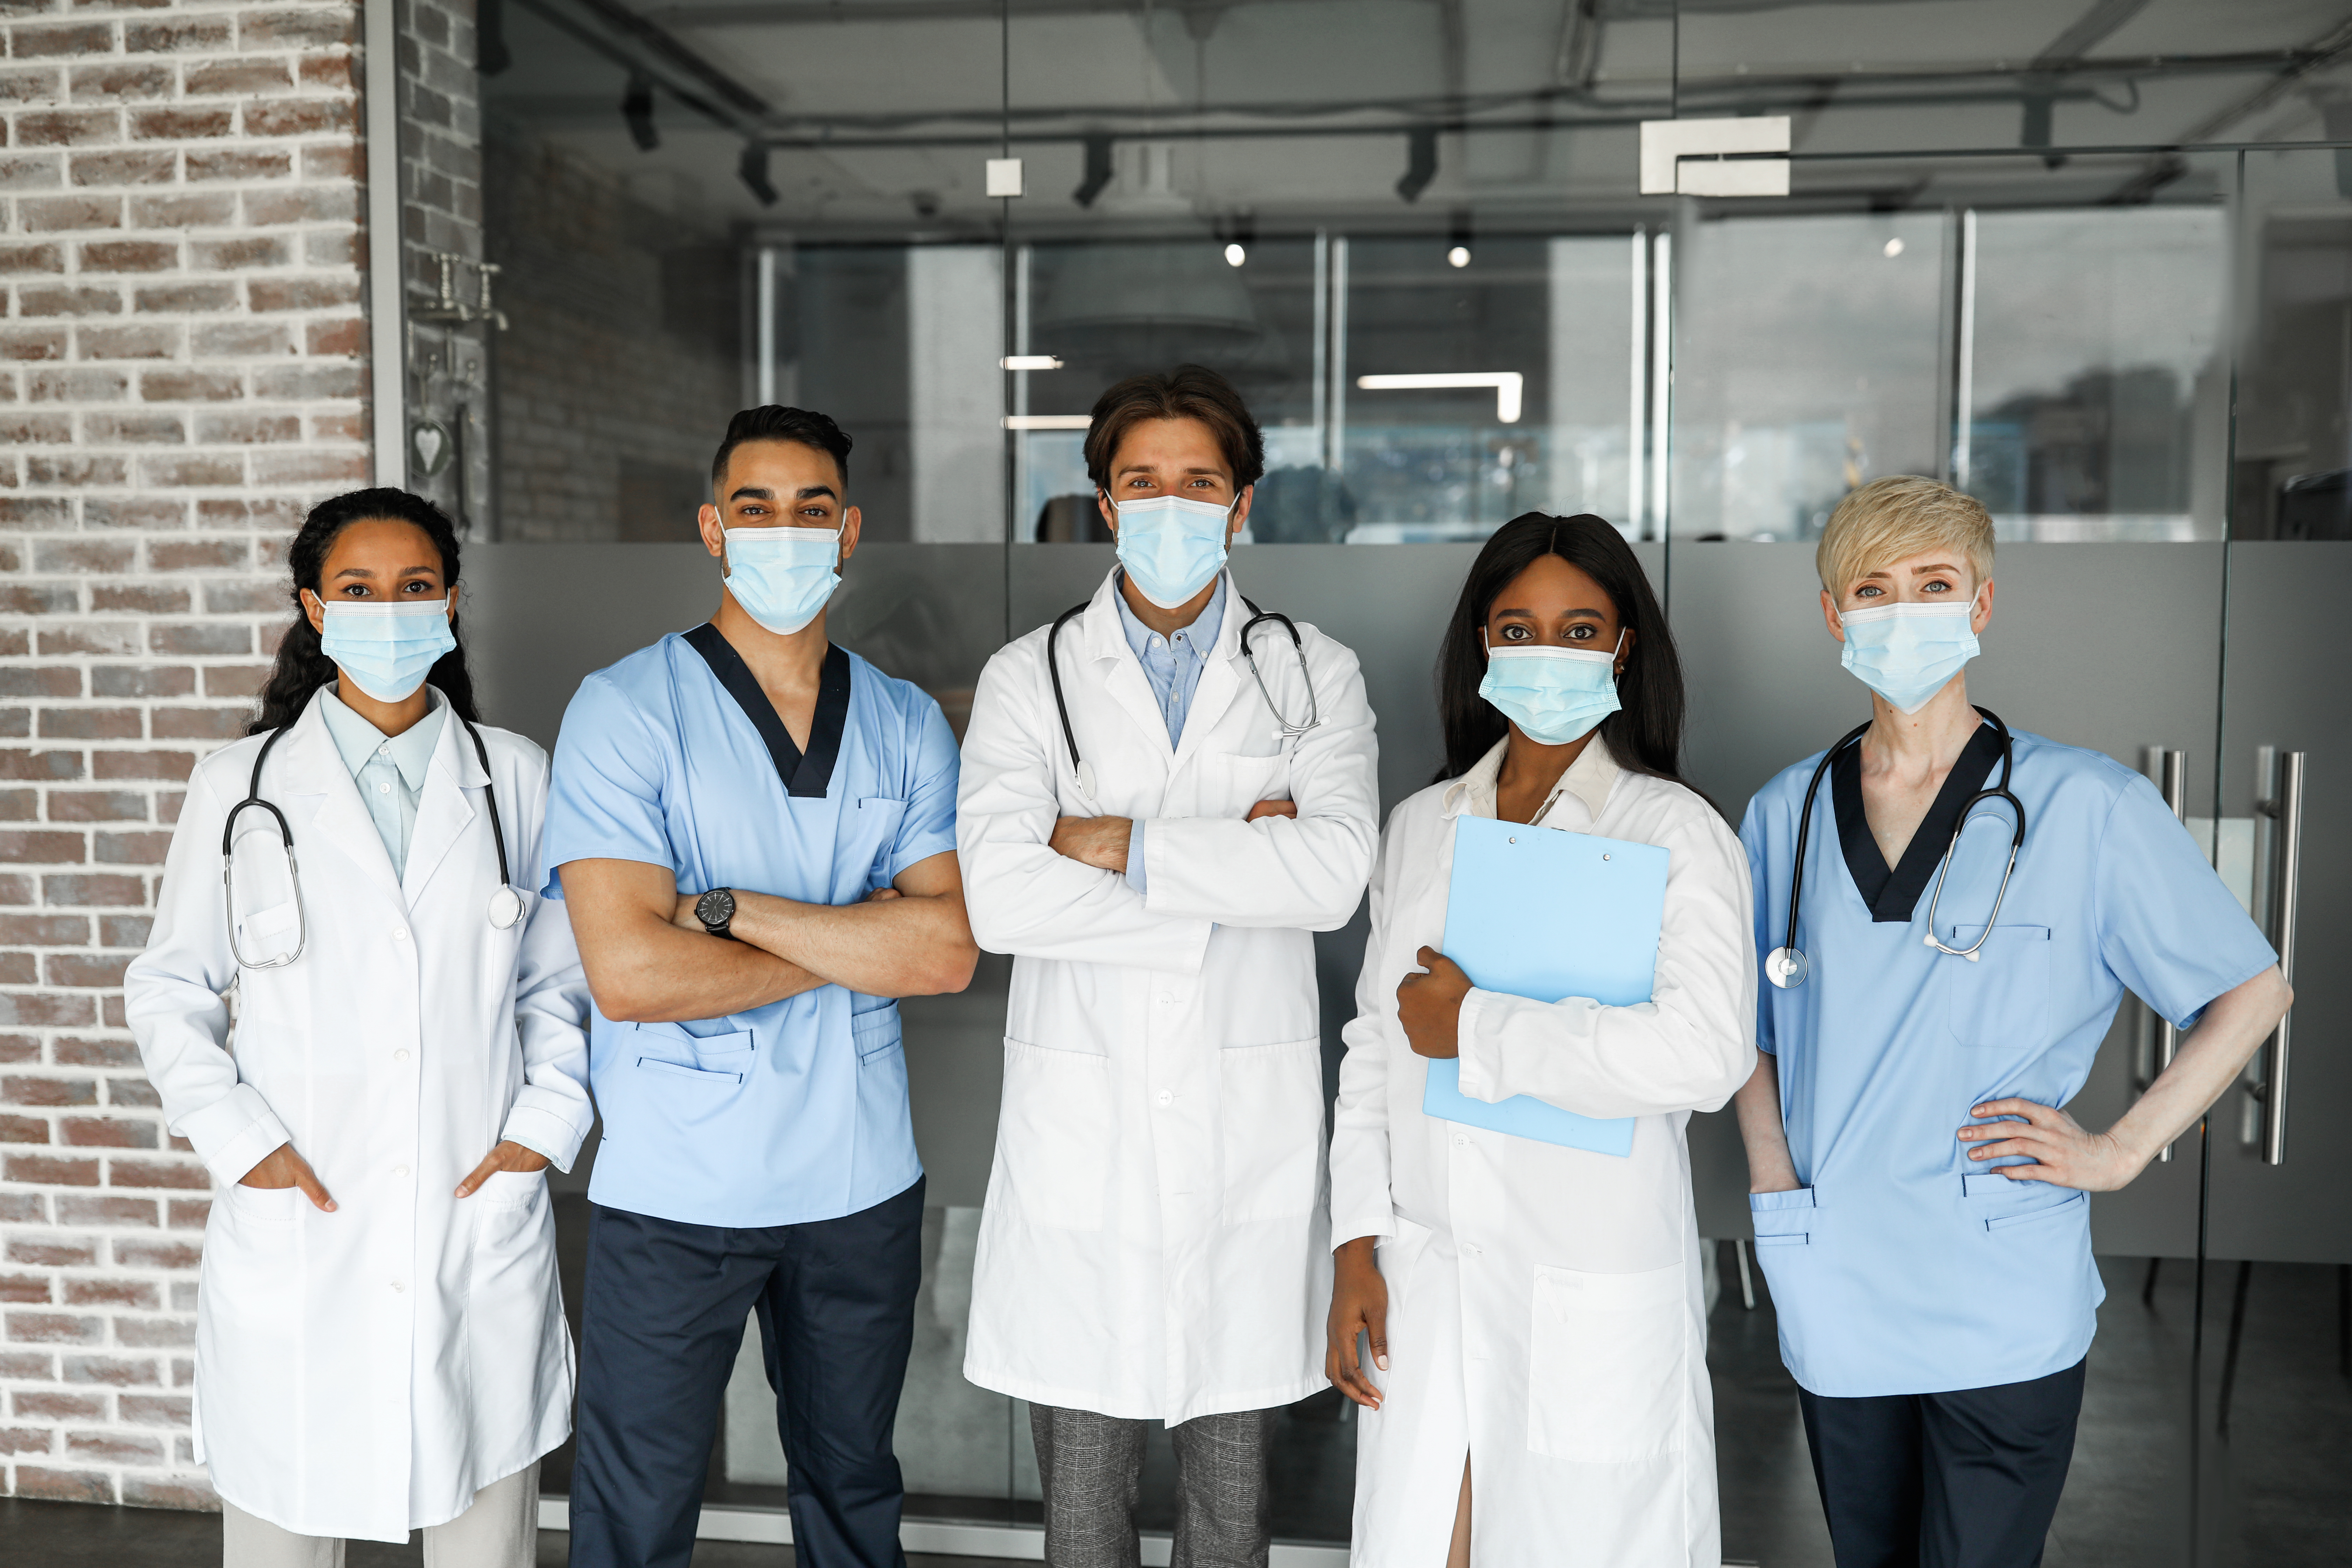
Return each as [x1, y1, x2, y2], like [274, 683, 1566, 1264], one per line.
[958, 365, 1380, 1567]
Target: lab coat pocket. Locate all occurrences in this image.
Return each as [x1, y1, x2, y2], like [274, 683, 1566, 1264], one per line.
[225, 1180, 302, 1225]
[1212, 750, 1288, 816]
[1218, 1037, 1324, 1225]
[1527, 1261, 1690, 1463]
[233, 898, 301, 967]
[472, 1168, 550, 1255]
[999, 1038, 1113, 1230]
[1942, 924, 2051, 1049]
[468, 1161, 561, 1437]
[1747, 1186, 1815, 1247]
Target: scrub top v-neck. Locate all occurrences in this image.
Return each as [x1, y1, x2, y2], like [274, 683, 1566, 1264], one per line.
[542, 625, 960, 1229]
[1738, 726, 2275, 1399]
[1828, 720, 2006, 922]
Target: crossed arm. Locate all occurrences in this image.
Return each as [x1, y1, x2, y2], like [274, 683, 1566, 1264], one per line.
[1735, 963, 2295, 1192]
[560, 850, 979, 1024]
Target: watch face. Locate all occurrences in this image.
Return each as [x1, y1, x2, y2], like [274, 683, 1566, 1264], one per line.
[696, 888, 734, 927]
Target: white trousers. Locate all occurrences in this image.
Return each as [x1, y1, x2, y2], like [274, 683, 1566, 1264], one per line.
[219, 1460, 539, 1568]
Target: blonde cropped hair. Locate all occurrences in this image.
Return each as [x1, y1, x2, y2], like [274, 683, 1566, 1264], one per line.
[1816, 475, 1995, 598]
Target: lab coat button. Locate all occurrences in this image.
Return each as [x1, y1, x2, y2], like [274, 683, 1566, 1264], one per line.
[394, 1049, 411, 1063]
[390, 1279, 405, 1293]
[392, 1164, 409, 1178]
[1156, 1090, 1174, 1107]
[1452, 1134, 1468, 1148]
[392, 927, 408, 941]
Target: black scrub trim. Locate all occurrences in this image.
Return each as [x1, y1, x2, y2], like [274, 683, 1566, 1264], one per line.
[684, 623, 852, 799]
[1831, 721, 2005, 923]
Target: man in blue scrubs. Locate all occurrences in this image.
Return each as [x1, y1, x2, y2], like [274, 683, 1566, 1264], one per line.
[1734, 476, 2292, 1568]
[546, 406, 978, 1568]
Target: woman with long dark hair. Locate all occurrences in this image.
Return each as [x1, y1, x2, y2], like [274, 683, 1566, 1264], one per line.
[1323, 513, 1756, 1567]
[125, 489, 591, 1566]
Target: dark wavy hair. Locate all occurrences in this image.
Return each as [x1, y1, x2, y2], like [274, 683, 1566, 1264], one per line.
[1434, 512, 1712, 811]
[250, 489, 481, 735]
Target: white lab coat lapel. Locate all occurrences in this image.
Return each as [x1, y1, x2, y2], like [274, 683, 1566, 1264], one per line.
[274, 692, 406, 906]
[401, 707, 483, 908]
[1079, 571, 1179, 763]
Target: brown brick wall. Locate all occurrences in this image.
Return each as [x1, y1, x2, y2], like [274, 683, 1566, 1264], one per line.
[0, 0, 370, 1510]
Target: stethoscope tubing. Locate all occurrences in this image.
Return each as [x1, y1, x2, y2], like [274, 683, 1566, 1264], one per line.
[222, 705, 518, 970]
[1044, 584, 1319, 803]
[1768, 706, 2026, 988]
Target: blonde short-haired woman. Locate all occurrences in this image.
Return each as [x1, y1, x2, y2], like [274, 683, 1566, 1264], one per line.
[1732, 475, 2292, 1566]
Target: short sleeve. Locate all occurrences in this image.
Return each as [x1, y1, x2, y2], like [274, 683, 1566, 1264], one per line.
[540, 673, 676, 898]
[2095, 771, 2276, 1031]
[886, 698, 960, 882]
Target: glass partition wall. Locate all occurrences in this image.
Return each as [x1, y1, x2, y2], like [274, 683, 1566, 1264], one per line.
[449, 1, 2352, 1560]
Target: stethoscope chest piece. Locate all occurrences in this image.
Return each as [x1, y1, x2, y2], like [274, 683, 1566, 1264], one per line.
[1076, 761, 1097, 802]
[1764, 946, 1808, 989]
[488, 886, 525, 930]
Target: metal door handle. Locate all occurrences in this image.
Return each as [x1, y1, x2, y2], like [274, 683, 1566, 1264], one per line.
[2144, 748, 2188, 1161]
[2254, 750, 2305, 1166]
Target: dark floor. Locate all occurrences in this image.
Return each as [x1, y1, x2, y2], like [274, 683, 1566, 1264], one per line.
[0, 1498, 1021, 1568]
[14, 1248, 2348, 1566]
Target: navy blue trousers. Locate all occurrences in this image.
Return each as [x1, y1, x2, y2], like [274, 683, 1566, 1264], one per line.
[1798, 1358, 2087, 1568]
[566, 1178, 925, 1568]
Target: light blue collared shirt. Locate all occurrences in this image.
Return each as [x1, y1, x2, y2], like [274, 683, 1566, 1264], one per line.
[317, 685, 446, 875]
[1113, 575, 1225, 894]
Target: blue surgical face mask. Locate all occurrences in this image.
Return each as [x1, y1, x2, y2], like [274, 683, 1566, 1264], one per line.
[1477, 635, 1623, 746]
[724, 524, 842, 636]
[1112, 493, 1234, 609]
[1838, 599, 1979, 714]
[320, 597, 455, 704]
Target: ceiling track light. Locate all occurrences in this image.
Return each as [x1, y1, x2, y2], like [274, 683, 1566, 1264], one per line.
[622, 74, 658, 152]
[1073, 134, 1114, 208]
[739, 144, 777, 206]
[1396, 124, 1437, 204]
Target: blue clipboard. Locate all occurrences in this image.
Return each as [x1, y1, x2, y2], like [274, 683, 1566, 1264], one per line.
[1421, 815, 1669, 1157]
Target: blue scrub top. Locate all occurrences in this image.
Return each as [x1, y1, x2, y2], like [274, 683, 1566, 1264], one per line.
[543, 630, 959, 1228]
[1740, 725, 2274, 1398]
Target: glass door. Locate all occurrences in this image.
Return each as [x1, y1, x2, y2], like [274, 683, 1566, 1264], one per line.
[2196, 142, 2352, 1567]
[1665, 144, 2242, 1568]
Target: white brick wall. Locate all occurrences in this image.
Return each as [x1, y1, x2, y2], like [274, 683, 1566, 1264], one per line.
[0, 0, 371, 1510]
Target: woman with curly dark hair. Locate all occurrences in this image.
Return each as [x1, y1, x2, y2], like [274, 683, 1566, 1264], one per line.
[125, 489, 591, 1567]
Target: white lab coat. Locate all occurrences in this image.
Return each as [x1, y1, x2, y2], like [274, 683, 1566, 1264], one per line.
[125, 687, 593, 1543]
[957, 568, 1380, 1422]
[1328, 737, 1755, 1567]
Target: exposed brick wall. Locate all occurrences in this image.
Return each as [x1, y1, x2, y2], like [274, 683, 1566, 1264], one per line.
[398, 0, 488, 534]
[485, 120, 740, 542]
[0, 0, 369, 1510]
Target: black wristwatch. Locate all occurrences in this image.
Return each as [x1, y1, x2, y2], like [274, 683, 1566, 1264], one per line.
[694, 887, 738, 940]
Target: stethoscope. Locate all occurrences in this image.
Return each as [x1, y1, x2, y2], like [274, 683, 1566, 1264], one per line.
[1764, 706, 2026, 989]
[1045, 581, 1319, 801]
[223, 710, 525, 970]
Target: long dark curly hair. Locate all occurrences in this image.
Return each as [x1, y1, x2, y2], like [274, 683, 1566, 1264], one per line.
[250, 489, 482, 735]
[1433, 512, 1713, 811]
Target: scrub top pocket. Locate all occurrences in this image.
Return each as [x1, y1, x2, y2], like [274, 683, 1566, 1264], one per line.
[1941, 923, 2051, 1049]
[1748, 1185, 1816, 1246]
